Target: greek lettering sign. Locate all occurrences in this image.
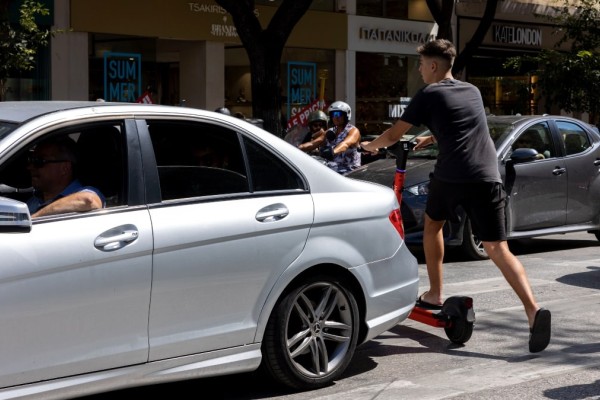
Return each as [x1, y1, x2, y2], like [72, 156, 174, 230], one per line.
[287, 62, 317, 122]
[359, 28, 436, 45]
[103, 52, 142, 102]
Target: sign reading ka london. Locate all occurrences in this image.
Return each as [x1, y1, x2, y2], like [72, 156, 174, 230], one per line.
[104, 52, 142, 102]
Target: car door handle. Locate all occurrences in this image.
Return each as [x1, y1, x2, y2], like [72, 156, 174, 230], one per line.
[95, 228, 139, 251]
[594, 159, 600, 166]
[256, 203, 289, 222]
[552, 167, 566, 175]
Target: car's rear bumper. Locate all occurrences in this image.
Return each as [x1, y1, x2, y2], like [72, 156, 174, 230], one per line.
[352, 243, 419, 343]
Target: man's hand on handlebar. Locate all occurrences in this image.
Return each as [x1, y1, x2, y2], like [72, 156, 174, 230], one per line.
[413, 135, 436, 150]
[359, 141, 380, 156]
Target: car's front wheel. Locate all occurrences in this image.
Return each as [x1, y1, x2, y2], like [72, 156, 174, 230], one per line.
[261, 275, 360, 390]
[461, 217, 489, 260]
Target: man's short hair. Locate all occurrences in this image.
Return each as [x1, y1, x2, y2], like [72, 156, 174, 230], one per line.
[37, 136, 79, 164]
[417, 39, 456, 66]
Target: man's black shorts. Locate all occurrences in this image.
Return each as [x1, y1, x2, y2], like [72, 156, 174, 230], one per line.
[425, 175, 507, 241]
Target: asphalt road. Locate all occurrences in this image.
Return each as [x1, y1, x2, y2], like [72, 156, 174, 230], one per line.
[83, 231, 600, 400]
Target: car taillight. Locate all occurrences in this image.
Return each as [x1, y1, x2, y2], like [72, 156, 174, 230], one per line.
[389, 208, 405, 239]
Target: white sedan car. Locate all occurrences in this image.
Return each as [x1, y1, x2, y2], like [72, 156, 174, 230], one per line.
[0, 102, 418, 399]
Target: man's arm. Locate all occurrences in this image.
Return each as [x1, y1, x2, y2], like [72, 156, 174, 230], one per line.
[361, 119, 414, 152]
[32, 191, 103, 218]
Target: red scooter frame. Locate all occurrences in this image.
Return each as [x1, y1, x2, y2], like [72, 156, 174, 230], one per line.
[387, 141, 475, 344]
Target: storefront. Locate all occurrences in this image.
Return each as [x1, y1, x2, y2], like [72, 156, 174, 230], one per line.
[456, 0, 570, 116]
[64, 0, 346, 125]
[349, 15, 437, 136]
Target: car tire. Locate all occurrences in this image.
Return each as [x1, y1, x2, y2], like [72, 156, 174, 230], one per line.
[592, 230, 600, 241]
[461, 217, 489, 260]
[261, 275, 360, 390]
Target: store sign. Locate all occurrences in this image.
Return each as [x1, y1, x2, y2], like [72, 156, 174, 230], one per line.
[359, 28, 436, 44]
[103, 52, 142, 102]
[287, 62, 317, 122]
[389, 97, 412, 118]
[286, 99, 324, 131]
[492, 25, 542, 47]
[187, 2, 259, 38]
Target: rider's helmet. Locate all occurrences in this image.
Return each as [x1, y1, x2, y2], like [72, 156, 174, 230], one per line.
[214, 107, 232, 116]
[328, 101, 351, 121]
[307, 110, 328, 127]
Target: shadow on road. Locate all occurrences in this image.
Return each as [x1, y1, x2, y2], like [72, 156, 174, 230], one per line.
[78, 235, 600, 400]
[409, 234, 599, 264]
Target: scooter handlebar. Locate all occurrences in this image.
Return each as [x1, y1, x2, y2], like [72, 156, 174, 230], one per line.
[386, 141, 415, 169]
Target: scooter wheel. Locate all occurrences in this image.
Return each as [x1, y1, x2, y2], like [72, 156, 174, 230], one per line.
[444, 317, 474, 344]
[441, 296, 475, 344]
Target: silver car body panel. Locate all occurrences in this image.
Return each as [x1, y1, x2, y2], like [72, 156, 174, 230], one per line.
[148, 194, 314, 360]
[0, 209, 153, 388]
[0, 102, 419, 398]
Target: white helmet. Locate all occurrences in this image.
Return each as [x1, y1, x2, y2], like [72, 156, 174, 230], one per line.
[328, 101, 351, 120]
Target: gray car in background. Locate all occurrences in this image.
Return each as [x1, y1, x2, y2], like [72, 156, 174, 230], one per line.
[348, 115, 600, 260]
[0, 102, 418, 399]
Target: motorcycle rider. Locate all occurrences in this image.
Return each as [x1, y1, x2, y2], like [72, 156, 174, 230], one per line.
[319, 101, 361, 174]
[298, 110, 328, 154]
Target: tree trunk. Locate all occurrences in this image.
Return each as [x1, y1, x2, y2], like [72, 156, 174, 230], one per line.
[452, 0, 499, 76]
[249, 43, 284, 136]
[215, 0, 312, 136]
[426, 0, 454, 40]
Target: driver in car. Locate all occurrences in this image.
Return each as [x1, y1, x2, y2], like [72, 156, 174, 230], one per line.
[26, 137, 105, 218]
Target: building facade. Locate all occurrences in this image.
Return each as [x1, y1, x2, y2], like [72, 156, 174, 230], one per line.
[6, 0, 584, 135]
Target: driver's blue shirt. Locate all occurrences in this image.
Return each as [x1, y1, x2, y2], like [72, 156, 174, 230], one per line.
[27, 179, 106, 214]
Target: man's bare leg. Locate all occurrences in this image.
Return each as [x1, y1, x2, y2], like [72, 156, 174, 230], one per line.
[483, 240, 540, 327]
[421, 214, 446, 305]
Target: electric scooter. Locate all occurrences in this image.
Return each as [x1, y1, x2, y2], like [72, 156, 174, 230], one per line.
[387, 141, 476, 345]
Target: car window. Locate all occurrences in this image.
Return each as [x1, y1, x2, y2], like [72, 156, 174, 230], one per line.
[0, 122, 126, 214]
[242, 136, 306, 192]
[76, 124, 126, 206]
[512, 122, 554, 159]
[147, 120, 249, 200]
[557, 121, 590, 156]
[0, 121, 17, 140]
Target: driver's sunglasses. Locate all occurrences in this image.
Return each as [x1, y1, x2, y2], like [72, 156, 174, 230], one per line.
[330, 111, 344, 118]
[27, 156, 70, 168]
[310, 122, 323, 128]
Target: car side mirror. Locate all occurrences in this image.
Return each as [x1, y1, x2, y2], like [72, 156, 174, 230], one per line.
[0, 197, 32, 233]
[509, 148, 540, 164]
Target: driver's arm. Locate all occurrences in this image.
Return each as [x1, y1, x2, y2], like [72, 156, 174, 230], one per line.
[32, 191, 103, 218]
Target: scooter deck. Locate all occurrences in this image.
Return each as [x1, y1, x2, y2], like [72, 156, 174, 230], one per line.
[409, 306, 450, 328]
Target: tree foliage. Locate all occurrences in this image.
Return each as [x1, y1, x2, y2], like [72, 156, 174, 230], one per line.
[505, 0, 600, 124]
[0, 0, 50, 98]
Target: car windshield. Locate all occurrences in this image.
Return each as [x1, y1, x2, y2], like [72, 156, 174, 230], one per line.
[407, 119, 516, 159]
[0, 122, 18, 141]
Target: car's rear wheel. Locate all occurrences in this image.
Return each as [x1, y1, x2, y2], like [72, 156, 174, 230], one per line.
[461, 217, 489, 260]
[261, 275, 359, 390]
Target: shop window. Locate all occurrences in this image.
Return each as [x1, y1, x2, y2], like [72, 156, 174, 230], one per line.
[355, 52, 420, 137]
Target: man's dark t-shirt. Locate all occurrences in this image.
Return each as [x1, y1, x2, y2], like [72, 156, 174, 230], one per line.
[400, 79, 501, 184]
